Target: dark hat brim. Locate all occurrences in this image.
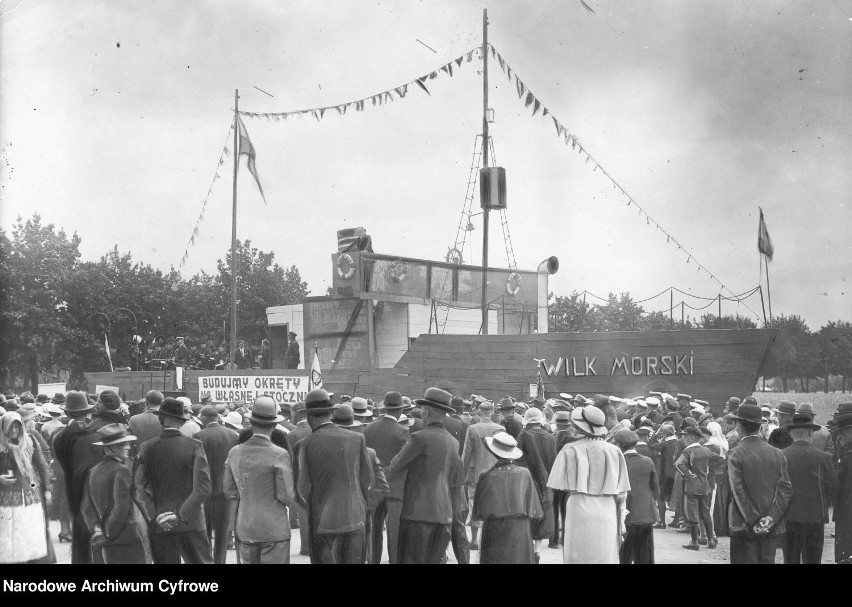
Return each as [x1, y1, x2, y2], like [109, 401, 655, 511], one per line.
[248, 413, 285, 424]
[159, 410, 190, 420]
[414, 398, 455, 413]
[787, 421, 821, 431]
[62, 404, 95, 415]
[305, 405, 335, 415]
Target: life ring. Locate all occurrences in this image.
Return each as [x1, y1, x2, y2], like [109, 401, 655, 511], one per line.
[336, 253, 355, 280]
[388, 260, 408, 283]
[506, 272, 522, 297]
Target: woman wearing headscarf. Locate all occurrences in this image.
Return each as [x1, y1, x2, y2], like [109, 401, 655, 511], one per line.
[546, 404, 630, 563]
[0, 411, 56, 563]
[706, 421, 730, 537]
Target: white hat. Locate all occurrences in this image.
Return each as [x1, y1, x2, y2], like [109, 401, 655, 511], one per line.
[645, 396, 661, 407]
[690, 402, 706, 415]
[485, 432, 524, 460]
[223, 411, 243, 429]
[523, 407, 546, 426]
[570, 406, 608, 436]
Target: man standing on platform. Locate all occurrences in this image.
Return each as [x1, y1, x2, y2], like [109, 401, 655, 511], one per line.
[365, 391, 409, 564]
[727, 402, 793, 564]
[782, 414, 837, 564]
[134, 398, 213, 564]
[389, 387, 466, 564]
[235, 340, 253, 370]
[173, 336, 189, 367]
[462, 399, 503, 550]
[196, 404, 238, 564]
[224, 397, 294, 564]
[285, 332, 301, 370]
[297, 389, 372, 564]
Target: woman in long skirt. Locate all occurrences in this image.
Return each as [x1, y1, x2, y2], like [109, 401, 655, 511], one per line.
[0, 411, 56, 564]
[706, 421, 730, 536]
[547, 404, 630, 564]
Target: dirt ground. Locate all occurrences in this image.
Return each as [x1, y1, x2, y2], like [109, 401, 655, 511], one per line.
[50, 512, 837, 564]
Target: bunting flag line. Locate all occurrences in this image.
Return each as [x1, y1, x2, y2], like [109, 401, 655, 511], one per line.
[239, 46, 481, 122]
[179, 125, 234, 269]
[488, 43, 763, 323]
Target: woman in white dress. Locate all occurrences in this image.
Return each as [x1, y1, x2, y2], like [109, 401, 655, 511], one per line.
[0, 411, 56, 563]
[547, 404, 630, 563]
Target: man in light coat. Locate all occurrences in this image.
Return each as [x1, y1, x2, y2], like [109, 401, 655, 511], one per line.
[461, 399, 504, 549]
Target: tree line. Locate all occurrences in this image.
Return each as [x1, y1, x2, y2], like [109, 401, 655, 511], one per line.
[549, 292, 852, 393]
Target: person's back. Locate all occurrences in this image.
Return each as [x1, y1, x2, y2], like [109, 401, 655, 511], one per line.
[462, 416, 503, 486]
[441, 414, 468, 457]
[782, 440, 836, 524]
[728, 435, 792, 536]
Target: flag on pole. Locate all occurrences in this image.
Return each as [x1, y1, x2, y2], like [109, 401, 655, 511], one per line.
[237, 116, 267, 204]
[309, 344, 323, 391]
[758, 207, 774, 261]
[104, 333, 114, 372]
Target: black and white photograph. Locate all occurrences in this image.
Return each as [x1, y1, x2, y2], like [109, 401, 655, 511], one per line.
[0, 0, 850, 573]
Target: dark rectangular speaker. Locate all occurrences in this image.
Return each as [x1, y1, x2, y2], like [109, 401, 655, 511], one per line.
[480, 167, 507, 210]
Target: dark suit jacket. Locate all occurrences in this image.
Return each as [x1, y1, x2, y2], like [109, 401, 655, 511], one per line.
[675, 443, 723, 495]
[134, 428, 211, 533]
[624, 451, 660, 525]
[783, 440, 837, 523]
[656, 437, 679, 481]
[81, 455, 147, 546]
[196, 422, 239, 496]
[53, 420, 106, 515]
[442, 415, 469, 457]
[516, 427, 556, 498]
[364, 416, 409, 500]
[727, 435, 794, 537]
[635, 442, 654, 461]
[366, 447, 390, 513]
[297, 422, 372, 535]
[235, 347, 254, 369]
[389, 422, 465, 525]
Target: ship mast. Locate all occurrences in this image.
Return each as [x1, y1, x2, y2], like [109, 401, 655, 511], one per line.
[480, 8, 490, 334]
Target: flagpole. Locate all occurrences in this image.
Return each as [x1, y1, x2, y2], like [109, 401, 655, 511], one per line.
[230, 89, 239, 369]
[480, 8, 490, 335]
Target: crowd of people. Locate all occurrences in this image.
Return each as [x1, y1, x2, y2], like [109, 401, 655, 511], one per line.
[0, 385, 850, 565]
[126, 333, 300, 371]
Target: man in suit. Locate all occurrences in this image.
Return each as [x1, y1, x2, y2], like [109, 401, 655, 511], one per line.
[836, 410, 852, 564]
[129, 390, 165, 456]
[443, 397, 469, 457]
[364, 391, 409, 564]
[288, 402, 312, 556]
[782, 414, 837, 564]
[134, 398, 213, 564]
[196, 404, 238, 564]
[388, 387, 467, 564]
[284, 332, 300, 369]
[52, 391, 104, 564]
[223, 396, 294, 564]
[796, 402, 835, 455]
[82, 424, 150, 564]
[498, 396, 524, 426]
[297, 389, 373, 564]
[676, 426, 725, 550]
[615, 430, 659, 564]
[462, 399, 504, 549]
[727, 402, 794, 564]
[173, 336, 189, 367]
[634, 426, 655, 460]
[235, 340, 253, 370]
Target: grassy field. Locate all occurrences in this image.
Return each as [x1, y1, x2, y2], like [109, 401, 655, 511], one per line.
[751, 391, 849, 423]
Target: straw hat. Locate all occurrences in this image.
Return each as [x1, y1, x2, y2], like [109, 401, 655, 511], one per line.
[485, 431, 524, 461]
[570, 406, 607, 436]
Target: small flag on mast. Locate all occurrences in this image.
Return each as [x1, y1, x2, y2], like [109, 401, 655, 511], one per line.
[758, 207, 774, 261]
[237, 116, 267, 204]
[104, 333, 114, 372]
[309, 344, 323, 391]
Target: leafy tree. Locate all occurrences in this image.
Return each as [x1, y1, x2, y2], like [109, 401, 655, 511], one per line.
[696, 313, 758, 330]
[549, 291, 603, 332]
[817, 321, 852, 392]
[762, 314, 817, 392]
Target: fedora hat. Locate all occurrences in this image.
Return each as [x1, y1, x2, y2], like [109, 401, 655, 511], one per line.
[351, 397, 373, 417]
[415, 387, 455, 414]
[485, 431, 524, 461]
[571, 406, 607, 436]
[332, 404, 362, 428]
[498, 396, 516, 411]
[159, 398, 190, 420]
[44, 403, 63, 417]
[730, 402, 763, 425]
[382, 391, 405, 409]
[635, 426, 652, 436]
[62, 391, 95, 416]
[93, 423, 137, 446]
[554, 410, 572, 424]
[248, 396, 284, 425]
[683, 426, 704, 440]
[795, 402, 816, 419]
[742, 396, 758, 406]
[837, 413, 852, 430]
[787, 414, 821, 431]
[777, 401, 797, 416]
[451, 396, 465, 412]
[397, 414, 414, 427]
[51, 393, 66, 405]
[305, 389, 335, 415]
[613, 429, 640, 449]
[591, 394, 611, 408]
[836, 402, 852, 416]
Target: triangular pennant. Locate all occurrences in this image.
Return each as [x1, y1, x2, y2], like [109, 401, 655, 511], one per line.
[542, 107, 549, 117]
[506, 66, 512, 82]
[415, 78, 431, 96]
[385, 91, 393, 103]
[466, 50, 474, 62]
[218, 158, 225, 167]
[516, 78, 526, 99]
[498, 55, 506, 73]
[552, 116, 561, 135]
[441, 64, 450, 75]
[447, 62, 453, 77]
[532, 99, 541, 115]
[223, 146, 230, 156]
[395, 85, 408, 98]
[319, 108, 325, 119]
[490, 45, 496, 59]
[429, 71, 438, 80]
[455, 57, 463, 67]
[571, 138, 576, 150]
[312, 110, 321, 122]
[525, 92, 535, 108]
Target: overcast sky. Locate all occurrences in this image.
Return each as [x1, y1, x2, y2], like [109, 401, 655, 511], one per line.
[2, 0, 850, 328]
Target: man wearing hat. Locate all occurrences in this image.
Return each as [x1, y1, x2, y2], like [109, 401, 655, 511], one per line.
[286, 402, 312, 555]
[128, 390, 165, 457]
[780, 414, 837, 564]
[499, 396, 524, 427]
[285, 331, 301, 369]
[134, 397, 213, 564]
[350, 397, 373, 426]
[614, 429, 659, 564]
[517, 407, 556, 557]
[550, 409, 574, 547]
[461, 399, 504, 550]
[471, 432, 544, 564]
[796, 402, 835, 455]
[833, 407, 852, 564]
[223, 396, 294, 564]
[296, 389, 373, 564]
[547, 406, 630, 564]
[88, 390, 128, 437]
[442, 397, 469, 457]
[634, 426, 655, 460]
[196, 403, 239, 564]
[172, 336, 189, 367]
[175, 396, 200, 438]
[52, 390, 104, 564]
[332, 404, 389, 564]
[675, 426, 724, 550]
[81, 424, 151, 564]
[388, 387, 467, 564]
[726, 401, 793, 564]
[365, 391, 409, 564]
